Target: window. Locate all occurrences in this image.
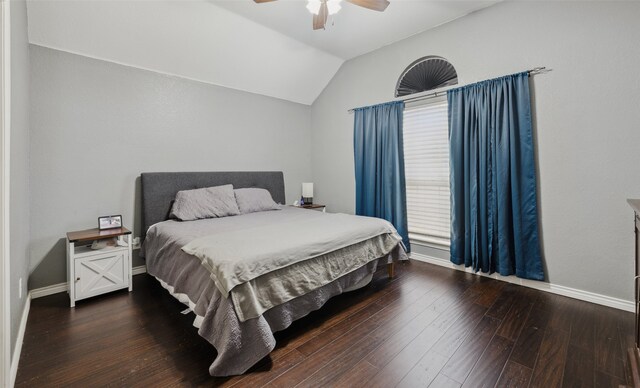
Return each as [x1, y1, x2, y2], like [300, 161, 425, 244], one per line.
[395, 56, 458, 97]
[403, 98, 451, 247]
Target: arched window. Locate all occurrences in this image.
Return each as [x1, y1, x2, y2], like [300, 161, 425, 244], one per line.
[399, 56, 457, 247]
[395, 56, 458, 97]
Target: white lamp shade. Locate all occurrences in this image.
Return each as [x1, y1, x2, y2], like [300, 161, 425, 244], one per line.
[302, 183, 314, 198]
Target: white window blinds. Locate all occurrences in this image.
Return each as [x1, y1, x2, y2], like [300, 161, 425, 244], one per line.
[403, 98, 451, 247]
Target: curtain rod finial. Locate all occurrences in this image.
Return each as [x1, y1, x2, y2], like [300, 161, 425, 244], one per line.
[529, 67, 552, 75]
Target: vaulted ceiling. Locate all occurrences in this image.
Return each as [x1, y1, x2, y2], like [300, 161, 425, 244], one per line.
[27, 0, 498, 105]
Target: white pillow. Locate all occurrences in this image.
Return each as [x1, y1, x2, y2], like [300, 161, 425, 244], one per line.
[170, 184, 240, 221]
[234, 188, 281, 214]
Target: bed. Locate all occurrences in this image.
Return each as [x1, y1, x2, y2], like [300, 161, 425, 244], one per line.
[139, 171, 408, 376]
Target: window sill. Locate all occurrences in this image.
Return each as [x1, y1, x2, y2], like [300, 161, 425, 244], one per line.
[408, 233, 450, 251]
[410, 239, 450, 252]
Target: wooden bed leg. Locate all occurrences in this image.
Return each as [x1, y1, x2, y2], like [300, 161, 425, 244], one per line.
[388, 262, 396, 278]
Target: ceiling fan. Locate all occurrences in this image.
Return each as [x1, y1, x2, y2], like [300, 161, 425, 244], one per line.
[253, 0, 390, 30]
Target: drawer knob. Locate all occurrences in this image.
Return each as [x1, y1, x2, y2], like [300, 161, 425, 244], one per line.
[76, 277, 80, 282]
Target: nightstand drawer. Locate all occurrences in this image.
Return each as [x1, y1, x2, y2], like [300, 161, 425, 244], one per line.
[74, 250, 129, 300]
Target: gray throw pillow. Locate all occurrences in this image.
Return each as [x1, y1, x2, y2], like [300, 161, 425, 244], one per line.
[234, 188, 281, 214]
[170, 184, 240, 221]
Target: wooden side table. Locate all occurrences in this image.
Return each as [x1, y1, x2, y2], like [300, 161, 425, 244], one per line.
[295, 204, 327, 212]
[66, 227, 133, 307]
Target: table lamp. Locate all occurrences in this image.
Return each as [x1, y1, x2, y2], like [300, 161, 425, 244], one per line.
[302, 183, 314, 205]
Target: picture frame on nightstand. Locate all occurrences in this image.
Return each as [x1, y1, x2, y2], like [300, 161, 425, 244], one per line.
[98, 214, 122, 230]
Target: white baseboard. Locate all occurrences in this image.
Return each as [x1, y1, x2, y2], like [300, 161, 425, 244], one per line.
[29, 282, 68, 299]
[31, 265, 147, 300]
[411, 253, 635, 313]
[10, 294, 30, 388]
[31, 260, 633, 312]
[132, 265, 147, 276]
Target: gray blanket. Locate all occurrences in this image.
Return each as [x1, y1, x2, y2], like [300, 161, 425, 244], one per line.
[182, 209, 402, 321]
[142, 208, 408, 376]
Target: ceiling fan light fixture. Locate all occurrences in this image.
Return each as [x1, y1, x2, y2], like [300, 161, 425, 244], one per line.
[255, 0, 389, 30]
[306, 0, 321, 15]
[326, 0, 342, 15]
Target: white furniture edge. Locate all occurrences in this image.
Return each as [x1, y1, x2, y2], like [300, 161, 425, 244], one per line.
[9, 293, 28, 388]
[31, 265, 147, 300]
[1, 1, 10, 386]
[411, 252, 634, 312]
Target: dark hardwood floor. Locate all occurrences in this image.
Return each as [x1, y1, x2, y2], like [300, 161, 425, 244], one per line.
[16, 261, 634, 387]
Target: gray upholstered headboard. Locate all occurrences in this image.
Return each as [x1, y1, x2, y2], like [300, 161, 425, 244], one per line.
[140, 171, 285, 239]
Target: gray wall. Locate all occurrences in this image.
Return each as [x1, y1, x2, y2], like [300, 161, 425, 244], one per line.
[311, 1, 640, 301]
[10, 0, 31, 359]
[29, 46, 312, 289]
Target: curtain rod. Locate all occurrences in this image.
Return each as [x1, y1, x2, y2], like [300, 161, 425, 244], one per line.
[347, 67, 551, 114]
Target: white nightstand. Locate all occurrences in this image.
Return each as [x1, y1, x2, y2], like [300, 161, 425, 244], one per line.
[66, 227, 133, 307]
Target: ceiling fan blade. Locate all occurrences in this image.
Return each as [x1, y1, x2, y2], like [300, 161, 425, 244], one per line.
[345, 0, 390, 12]
[313, 2, 328, 30]
[253, 0, 277, 3]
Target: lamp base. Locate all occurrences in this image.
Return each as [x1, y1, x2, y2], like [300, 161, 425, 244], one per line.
[303, 197, 313, 205]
